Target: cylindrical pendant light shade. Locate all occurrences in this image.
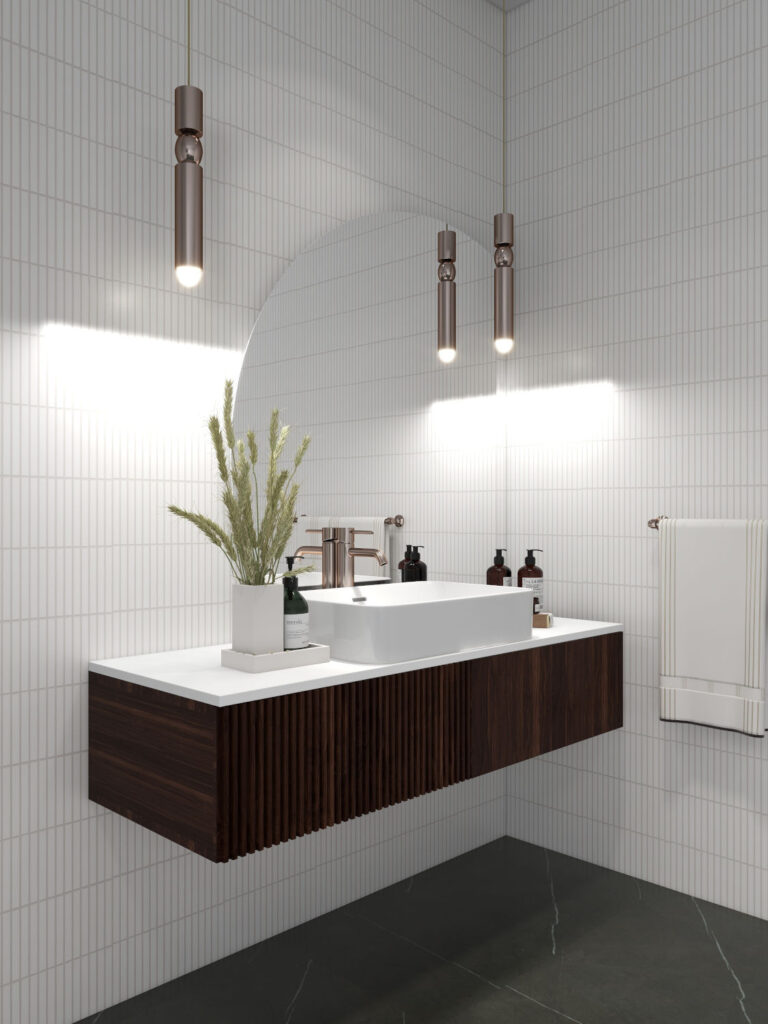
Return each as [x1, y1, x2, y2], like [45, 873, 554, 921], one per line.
[494, 266, 513, 350]
[175, 162, 203, 287]
[175, 83, 203, 136]
[438, 280, 456, 363]
[437, 228, 457, 364]
[493, 212, 514, 354]
[174, 84, 203, 288]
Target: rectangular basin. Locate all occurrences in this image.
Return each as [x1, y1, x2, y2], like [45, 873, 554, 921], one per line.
[305, 581, 532, 664]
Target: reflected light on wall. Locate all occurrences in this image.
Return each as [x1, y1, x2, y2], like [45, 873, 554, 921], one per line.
[504, 381, 615, 444]
[430, 381, 615, 449]
[428, 394, 504, 450]
[40, 323, 241, 432]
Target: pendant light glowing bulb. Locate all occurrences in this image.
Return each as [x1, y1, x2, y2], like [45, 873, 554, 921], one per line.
[174, 2, 203, 289]
[437, 228, 457, 365]
[493, 212, 514, 355]
[174, 85, 203, 289]
[175, 264, 203, 288]
[492, 3, 515, 356]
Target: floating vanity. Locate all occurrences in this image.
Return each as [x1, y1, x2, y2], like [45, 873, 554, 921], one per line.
[89, 617, 622, 862]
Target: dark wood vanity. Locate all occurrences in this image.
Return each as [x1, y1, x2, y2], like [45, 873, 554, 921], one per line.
[89, 632, 622, 862]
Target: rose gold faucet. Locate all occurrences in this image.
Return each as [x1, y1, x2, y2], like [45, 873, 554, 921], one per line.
[294, 527, 388, 588]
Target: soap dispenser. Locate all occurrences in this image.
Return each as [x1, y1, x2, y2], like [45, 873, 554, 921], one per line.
[398, 545, 413, 574]
[403, 545, 427, 582]
[282, 556, 309, 650]
[487, 548, 512, 586]
[518, 549, 544, 612]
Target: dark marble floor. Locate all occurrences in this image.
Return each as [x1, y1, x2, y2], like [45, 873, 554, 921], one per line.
[79, 837, 768, 1024]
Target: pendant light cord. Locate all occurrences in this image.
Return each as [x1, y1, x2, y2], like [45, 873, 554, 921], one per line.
[502, 0, 507, 213]
[187, 0, 191, 85]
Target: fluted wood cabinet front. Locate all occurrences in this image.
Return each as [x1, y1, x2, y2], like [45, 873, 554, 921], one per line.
[89, 633, 622, 862]
[220, 664, 471, 860]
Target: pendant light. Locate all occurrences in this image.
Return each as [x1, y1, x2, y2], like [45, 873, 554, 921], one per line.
[437, 226, 457, 364]
[493, 2, 514, 355]
[174, 0, 203, 288]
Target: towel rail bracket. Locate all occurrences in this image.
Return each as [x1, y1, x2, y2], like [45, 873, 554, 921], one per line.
[648, 515, 669, 530]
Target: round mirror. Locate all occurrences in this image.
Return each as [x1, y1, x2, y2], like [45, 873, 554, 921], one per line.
[234, 212, 499, 581]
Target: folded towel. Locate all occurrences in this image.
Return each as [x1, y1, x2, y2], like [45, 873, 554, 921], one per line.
[292, 516, 393, 579]
[659, 518, 768, 736]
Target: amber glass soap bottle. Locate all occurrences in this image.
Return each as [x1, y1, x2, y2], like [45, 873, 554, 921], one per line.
[517, 548, 544, 612]
[403, 546, 427, 582]
[487, 549, 512, 586]
[398, 545, 413, 575]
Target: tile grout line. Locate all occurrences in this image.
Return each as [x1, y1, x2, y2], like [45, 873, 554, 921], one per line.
[692, 897, 752, 1024]
[283, 958, 312, 1024]
[544, 850, 560, 957]
[505, 984, 586, 1024]
[346, 904, 587, 1024]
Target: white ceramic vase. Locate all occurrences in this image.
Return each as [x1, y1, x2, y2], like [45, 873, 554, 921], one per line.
[231, 582, 283, 655]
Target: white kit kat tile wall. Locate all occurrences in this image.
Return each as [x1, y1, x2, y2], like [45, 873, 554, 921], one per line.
[0, 2, 504, 1021]
[3, 0, 767, 1020]
[502, 0, 768, 921]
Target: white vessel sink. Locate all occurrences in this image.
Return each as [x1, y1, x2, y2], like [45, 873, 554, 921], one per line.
[305, 581, 532, 664]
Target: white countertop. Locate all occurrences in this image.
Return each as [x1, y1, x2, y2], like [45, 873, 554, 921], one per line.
[89, 618, 622, 707]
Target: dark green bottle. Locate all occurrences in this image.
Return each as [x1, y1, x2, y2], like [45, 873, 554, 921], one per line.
[402, 545, 427, 582]
[282, 556, 309, 650]
[398, 545, 413, 575]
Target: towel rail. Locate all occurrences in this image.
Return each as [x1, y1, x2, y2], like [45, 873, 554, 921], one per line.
[293, 514, 405, 527]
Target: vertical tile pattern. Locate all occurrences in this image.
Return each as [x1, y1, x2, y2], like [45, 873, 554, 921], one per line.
[503, 0, 768, 921]
[0, 2, 503, 1021]
[6, 0, 765, 1018]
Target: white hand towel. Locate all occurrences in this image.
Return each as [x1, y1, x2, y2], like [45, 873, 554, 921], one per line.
[659, 518, 768, 736]
[292, 516, 393, 579]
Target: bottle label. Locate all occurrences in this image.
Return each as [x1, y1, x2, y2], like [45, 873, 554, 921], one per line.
[521, 577, 543, 609]
[284, 613, 309, 650]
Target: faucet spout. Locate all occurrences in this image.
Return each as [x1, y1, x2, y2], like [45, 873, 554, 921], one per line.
[349, 547, 388, 567]
[293, 545, 322, 560]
